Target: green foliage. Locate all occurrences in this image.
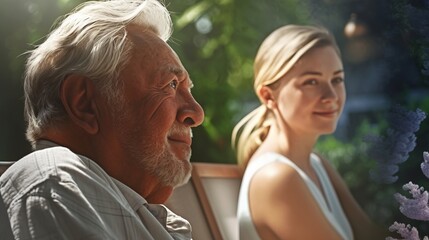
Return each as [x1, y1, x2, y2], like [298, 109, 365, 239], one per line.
[0, 0, 311, 164]
[0, 0, 84, 159]
[316, 121, 398, 226]
[167, 0, 308, 163]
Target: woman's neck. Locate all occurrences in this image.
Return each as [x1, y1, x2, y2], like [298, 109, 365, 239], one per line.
[255, 123, 318, 167]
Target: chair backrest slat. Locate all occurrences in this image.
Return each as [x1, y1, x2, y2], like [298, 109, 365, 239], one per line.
[0, 161, 15, 176]
[165, 162, 242, 240]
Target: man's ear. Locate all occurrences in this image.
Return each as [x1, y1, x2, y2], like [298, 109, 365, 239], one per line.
[257, 86, 277, 109]
[60, 75, 99, 135]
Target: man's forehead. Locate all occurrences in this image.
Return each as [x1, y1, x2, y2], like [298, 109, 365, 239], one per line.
[126, 24, 169, 55]
[124, 25, 192, 84]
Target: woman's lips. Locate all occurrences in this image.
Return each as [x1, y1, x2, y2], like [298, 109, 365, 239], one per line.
[313, 110, 338, 117]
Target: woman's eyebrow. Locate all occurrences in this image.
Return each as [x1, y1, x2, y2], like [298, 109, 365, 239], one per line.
[299, 71, 322, 76]
[333, 69, 344, 75]
[299, 69, 344, 77]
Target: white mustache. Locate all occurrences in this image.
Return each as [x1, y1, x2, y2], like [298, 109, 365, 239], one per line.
[169, 125, 192, 139]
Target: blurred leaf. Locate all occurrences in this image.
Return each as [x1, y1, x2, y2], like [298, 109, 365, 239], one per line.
[176, 1, 212, 29]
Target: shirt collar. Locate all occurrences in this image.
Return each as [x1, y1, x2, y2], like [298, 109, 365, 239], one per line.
[111, 177, 148, 211]
[35, 139, 59, 150]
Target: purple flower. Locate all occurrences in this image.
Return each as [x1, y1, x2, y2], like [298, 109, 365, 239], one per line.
[421, 152, 429, 179]
[388, 106, 427, 134]
[394, 182, 429, 221]
[422, 60, 429, 76]
[369, 164, 399, 184]
[420, 48, 429, 77]
[365, 106, 426, 184]
[386, 222, 426, 240]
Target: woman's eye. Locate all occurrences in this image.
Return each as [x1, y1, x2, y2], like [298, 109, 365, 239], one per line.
[169, 80, 178, 89]
[332, 77, 344, 84]
[303, 79, 317, 85]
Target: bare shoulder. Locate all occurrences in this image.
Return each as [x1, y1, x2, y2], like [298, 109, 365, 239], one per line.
[250, 161, 303, 195]
[249, 160, 309, 213]
[248, 159, 342, 239]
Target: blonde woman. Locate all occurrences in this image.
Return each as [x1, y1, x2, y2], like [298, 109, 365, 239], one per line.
[232, 25, 385, 240]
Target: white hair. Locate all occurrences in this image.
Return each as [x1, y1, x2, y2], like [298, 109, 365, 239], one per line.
[24, 0, 172, 148]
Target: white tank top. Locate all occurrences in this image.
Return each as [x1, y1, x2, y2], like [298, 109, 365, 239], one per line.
[237, 152, 354, 240]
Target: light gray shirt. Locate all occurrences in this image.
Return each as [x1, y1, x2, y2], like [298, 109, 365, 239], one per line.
[0, 141, 191, 239]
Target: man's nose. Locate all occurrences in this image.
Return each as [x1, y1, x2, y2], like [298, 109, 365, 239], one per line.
[178, 95, 204, 127]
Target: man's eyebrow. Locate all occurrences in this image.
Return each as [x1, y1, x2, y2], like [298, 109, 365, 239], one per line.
[164, 65, 194, 87]
[166, 65, 186, 77]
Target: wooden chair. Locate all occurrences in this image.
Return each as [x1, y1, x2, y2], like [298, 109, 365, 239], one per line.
[165, 162, 242, 240]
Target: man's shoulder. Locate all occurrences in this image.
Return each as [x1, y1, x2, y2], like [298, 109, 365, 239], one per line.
[0, 148, 157, 240]
[0, 146, 109, 206]
[2, 146, 87, 180]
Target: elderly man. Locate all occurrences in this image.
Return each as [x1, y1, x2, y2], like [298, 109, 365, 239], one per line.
[0, 0, 204, 239]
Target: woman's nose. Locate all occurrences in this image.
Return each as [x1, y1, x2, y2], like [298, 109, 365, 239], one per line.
[321, 84, 339, 102]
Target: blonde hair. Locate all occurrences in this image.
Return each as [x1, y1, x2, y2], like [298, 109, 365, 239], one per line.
[24, 0, 172, 148]
[232, 25, 340, 168]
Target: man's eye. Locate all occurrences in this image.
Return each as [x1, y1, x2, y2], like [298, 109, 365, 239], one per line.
[169, 80, 178, 89]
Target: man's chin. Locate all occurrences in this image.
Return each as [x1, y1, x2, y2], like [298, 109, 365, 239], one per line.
[155, 154, 192, 188]
[173, 170, 192, 188]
